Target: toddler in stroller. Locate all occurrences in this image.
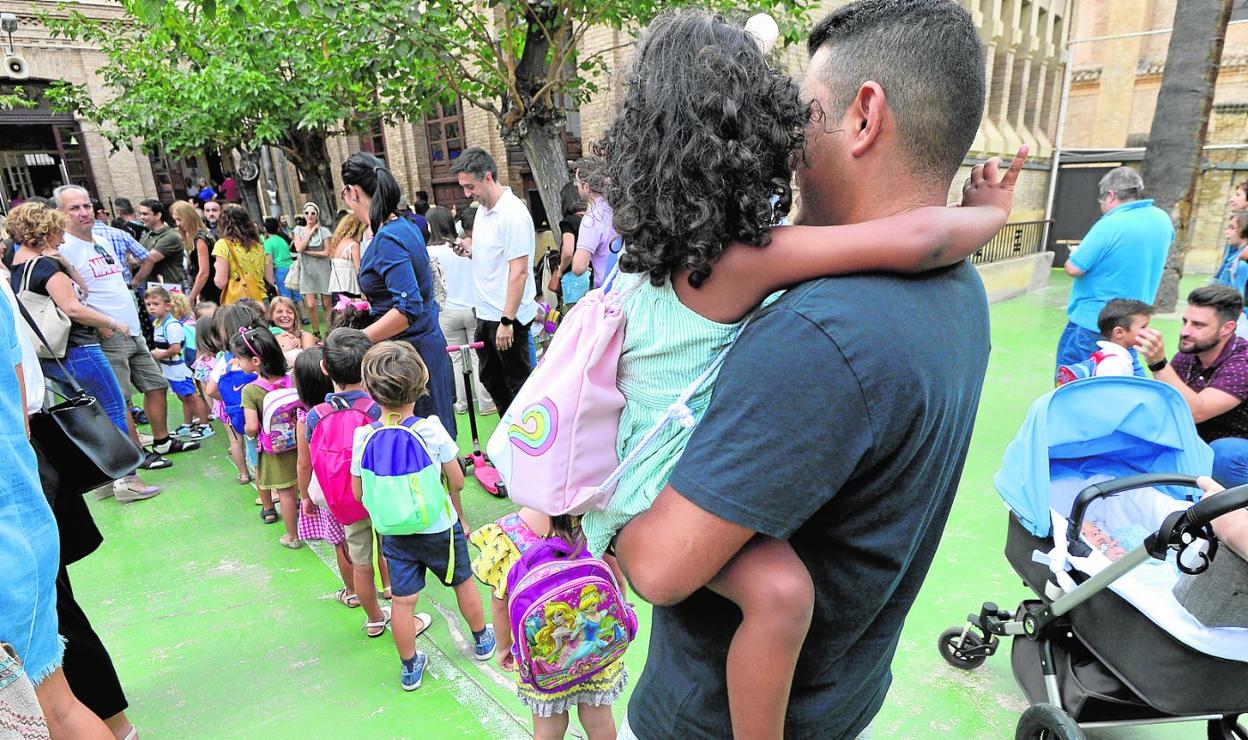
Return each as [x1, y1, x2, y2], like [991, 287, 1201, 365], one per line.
[939, 376, 1248, 739]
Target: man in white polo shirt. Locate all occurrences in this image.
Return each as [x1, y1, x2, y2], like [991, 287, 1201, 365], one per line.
[53, 186, 199, 476]
[451, 148, 537, 414]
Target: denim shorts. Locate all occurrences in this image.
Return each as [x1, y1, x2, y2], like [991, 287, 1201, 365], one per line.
[382, 522, 472, 597]
[41, 344, 128, 433]
[274, 265, 301, 302]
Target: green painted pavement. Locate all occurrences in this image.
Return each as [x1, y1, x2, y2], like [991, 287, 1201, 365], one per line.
[71, 272, 1211, 738]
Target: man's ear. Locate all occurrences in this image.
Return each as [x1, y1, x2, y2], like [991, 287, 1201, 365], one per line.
[847, 81, 887, 159]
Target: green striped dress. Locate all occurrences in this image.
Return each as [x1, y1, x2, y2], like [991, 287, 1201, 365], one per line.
[581, 271, 748, 556]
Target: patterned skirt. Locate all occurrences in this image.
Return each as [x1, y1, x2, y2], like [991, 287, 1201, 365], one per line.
[297, 503, 346, 545]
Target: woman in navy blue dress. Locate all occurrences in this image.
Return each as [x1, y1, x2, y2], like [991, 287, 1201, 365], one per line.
[341, 153, 456, 439]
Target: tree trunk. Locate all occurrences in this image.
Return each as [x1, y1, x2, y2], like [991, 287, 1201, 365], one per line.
[1143, 0, 1233, 312]
[236, 149, 264, 222]
[280, 128, 337, 220]
[520, 123, 571, 240]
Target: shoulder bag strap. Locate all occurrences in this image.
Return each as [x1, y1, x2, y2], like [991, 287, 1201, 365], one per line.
[17, 255, 40, 295]
[14, 288, 86, 398]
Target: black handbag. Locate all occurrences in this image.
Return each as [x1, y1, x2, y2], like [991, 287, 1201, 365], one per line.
[16, 299, 144, 500]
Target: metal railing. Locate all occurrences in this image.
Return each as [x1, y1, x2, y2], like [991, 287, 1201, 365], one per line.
[970, 220, 1053, 265]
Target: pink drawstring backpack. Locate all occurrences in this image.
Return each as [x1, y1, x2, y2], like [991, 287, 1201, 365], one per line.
[487, 270, 738, 516]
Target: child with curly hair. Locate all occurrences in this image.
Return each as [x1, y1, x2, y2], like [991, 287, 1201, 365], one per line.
[584, 10, 1025, 738]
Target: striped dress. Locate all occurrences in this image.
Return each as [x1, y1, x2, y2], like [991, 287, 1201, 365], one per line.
[581, 272, 748, 556]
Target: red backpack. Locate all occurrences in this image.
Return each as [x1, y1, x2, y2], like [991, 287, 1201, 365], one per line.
[309, 395, 377, 525]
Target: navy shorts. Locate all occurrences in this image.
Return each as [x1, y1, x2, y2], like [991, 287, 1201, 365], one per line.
[168, 377, 196, 398]
[383, 522, 472, 597]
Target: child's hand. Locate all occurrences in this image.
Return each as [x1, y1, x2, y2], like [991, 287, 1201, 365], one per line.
[301, 497, 315, 517]
[497, 652, 516, 672]
[958, 146, 1028, 216]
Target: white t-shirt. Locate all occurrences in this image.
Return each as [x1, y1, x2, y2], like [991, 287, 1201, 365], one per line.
[0, 273, 45, 414]
[427, 242, 475, 311]
[350, 414, 459, 534]
[1093, 341, 1136, 377]
[59, 232, 142, 336]
[470, 188, 537, 324]
[152, 316, 192, 383]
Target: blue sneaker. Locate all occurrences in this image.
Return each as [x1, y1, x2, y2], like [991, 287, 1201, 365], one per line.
[401, 652, 427, 691]
[473, 625, 496, 662]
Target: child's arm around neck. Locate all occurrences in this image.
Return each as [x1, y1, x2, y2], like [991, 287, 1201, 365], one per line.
[675, 148, 1027, 324]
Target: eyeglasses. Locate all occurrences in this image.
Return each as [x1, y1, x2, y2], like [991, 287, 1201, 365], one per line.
[92, 243, 116, 266]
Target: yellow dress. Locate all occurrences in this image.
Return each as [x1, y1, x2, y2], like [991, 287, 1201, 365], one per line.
[469, 514, 628, 717]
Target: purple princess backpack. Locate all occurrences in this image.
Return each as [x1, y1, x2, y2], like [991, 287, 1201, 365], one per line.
[506, 536, 638, 693]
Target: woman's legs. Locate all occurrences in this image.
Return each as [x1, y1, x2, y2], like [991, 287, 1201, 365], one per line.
[303, 293, 321, 333]
[440, 308, 471, 408]
[35, 668, 113, 739]
[56, 566, 130, 734]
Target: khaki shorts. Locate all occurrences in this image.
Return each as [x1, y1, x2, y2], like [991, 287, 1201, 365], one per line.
[100, 332, 168, 397]
[344, 518, 376, 564]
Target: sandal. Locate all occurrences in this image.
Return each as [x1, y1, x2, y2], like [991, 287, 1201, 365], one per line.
[260, 508, 278, 524]
[413, 612, 433, 640]
[363, 606, 392, 638]
[279, 534, 304, 549]
[335, 588, 360, 608]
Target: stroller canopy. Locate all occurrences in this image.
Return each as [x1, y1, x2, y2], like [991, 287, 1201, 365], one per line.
[995, 376, 1213, 537]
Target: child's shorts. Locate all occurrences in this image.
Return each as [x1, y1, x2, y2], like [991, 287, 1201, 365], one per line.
[244, 436, 258, 471]
[383, 522, 472, 598]
[343, 519, 375, 565]
[168, 377, 196, 398]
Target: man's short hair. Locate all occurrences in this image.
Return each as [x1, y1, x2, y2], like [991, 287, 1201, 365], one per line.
[1097, 298, 1153, 337]
[140, 198, 167, 217]
[1188, 284, 1243, 326]
[807, 0, 985, 182]
[51, 185, 90, 209]
[449, 148, 498, 181]
[114, 197, 135, 216]
[1098, 167, 1144, 202]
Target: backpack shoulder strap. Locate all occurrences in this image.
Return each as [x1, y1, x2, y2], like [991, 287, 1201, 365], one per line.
[349, 397, 376, 415]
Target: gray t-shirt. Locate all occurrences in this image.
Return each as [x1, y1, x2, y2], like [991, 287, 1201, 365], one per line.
[629, 263, 991, 739]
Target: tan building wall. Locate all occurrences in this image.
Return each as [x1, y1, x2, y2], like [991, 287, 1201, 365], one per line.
[1063, 0, 1248, 271]
[0, 0, 158, 212]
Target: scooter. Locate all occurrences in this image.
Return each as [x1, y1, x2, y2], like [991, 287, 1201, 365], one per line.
[447, 342, 506, 498]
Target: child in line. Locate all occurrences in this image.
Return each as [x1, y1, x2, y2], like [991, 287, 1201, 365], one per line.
[306, 328, 393, 633]
[470, 510, 625, 739]
[170, 291, 195, 366]
[584, 12, 1026, 738]
[233, 326, 301, 547]
[204, 304, 266, 485]
[352, 341, 494, 690]
[291, 347, 356, 604]
[144, 287, 213, 441]
[269, 296, 317, 361]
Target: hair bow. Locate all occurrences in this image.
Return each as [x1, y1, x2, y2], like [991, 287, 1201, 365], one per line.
[335, 296, 369, 313]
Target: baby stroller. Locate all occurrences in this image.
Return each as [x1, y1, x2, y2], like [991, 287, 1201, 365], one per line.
[938, 376, 1248, 739]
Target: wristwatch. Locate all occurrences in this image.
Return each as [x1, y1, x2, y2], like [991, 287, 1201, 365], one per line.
[499, 316, 516, 327]
[1148, 358, 1167, 373]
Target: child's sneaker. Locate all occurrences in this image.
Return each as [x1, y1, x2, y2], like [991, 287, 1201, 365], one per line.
[171, 423, 195, 438]
[473, 625, 496, 662]
[400, 652, 427, 691]
[190, 423, 215, 440]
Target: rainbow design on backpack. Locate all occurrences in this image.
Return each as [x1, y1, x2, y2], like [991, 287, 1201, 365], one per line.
[509, 398, 558, 457]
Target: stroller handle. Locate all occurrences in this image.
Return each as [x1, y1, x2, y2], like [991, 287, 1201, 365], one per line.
[1066, 474, 1202, 549]
[447, 342, 485, 352]
[1169, 480, 1248, 534]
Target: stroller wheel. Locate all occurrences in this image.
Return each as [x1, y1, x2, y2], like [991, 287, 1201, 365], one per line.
[1208, 715, 1248, 740]
[937, 627, 988, 670]
[1013, 703, 1083, 738]
[1015, 704, 1085, 740]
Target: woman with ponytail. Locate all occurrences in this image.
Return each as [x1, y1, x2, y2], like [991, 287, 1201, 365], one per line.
[340, 153, 456, 438]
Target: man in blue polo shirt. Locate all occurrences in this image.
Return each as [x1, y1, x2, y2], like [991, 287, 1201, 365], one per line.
[1058, 166, 1173, 379]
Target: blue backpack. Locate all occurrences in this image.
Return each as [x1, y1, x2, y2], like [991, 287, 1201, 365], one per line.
[217, 353, 257, 432]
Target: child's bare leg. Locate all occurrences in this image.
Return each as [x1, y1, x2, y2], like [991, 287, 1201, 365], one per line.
[353, 561, 383, 624]
[575, 704, 616, 740]
[706, 536, 813, 740]
[258, 485, 275, 508]
[391, 593, 420, 660]
[533, 712, 570, 740]
[334, 543, 355, 593]
[492, 596, 515, 670]
[377, 545, 392, 594]
[452, 579, 486, 632]
[276, 487, 298, 539]
[226, 427, 247, 478]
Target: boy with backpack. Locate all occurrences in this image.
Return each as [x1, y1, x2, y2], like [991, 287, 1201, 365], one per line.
[305, 328, 392, 636]
[352, 340, 495, 691]
[1056, 298, 1153, 385]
